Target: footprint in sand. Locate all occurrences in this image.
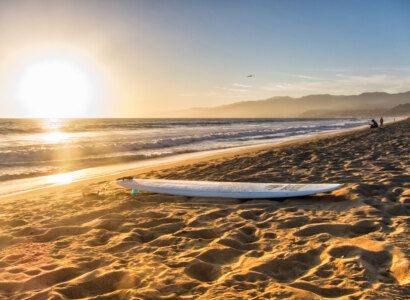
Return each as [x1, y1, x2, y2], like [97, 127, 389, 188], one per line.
[196, 247, 244, 265]
[55, 269, 136, 298]
[187, 209, 231, 227]
[35, 226, 92, 243]
[251, 247, 323, 283]
[294, 220, 379, 238]
[175, 228, 219, 240]
[184, 259, 222, 282]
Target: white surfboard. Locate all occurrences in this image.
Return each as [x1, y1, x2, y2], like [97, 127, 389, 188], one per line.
[116, 178, 342, 198]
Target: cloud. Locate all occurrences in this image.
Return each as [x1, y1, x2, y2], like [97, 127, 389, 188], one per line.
[268, 71, 326, 81]
[259, 73, 410, 97]
[185, 70, 410, 106]
[296, 74, 324, 80]
[215, 86, 249, 93]
[232, 83, 251, 88]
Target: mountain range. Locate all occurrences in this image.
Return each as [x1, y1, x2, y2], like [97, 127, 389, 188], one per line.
[155, 91, 410, 118]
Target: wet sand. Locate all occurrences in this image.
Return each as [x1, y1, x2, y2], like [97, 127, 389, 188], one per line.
[0, 119, 409, 299]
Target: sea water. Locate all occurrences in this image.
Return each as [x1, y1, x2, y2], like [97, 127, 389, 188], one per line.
[0, 118, 370, 183]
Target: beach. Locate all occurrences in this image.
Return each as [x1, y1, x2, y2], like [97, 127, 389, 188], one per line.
[0, 119, 409, 299]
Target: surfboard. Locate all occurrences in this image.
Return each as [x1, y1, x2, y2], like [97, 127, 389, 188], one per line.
[116, 178, 342, 198]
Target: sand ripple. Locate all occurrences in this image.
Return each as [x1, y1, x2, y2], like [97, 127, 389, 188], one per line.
[0, 120, 409, 299]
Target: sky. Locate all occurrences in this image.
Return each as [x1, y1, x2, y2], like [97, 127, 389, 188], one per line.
[0, 0, 409, 117]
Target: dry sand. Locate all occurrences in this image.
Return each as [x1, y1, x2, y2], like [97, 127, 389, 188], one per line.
[0, 119, 409, 299]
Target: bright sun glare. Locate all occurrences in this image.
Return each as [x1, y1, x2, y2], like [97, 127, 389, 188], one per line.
[13, 56, 96, 118]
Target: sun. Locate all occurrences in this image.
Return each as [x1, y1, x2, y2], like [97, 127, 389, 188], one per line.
[13, 55, 97, 118]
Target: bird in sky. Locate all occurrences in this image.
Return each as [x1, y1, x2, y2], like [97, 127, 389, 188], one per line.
[247, 74, 255, 78]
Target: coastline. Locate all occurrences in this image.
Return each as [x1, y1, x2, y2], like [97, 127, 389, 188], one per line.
[0, 120, 374, 202]
[0, 119, 408, 299]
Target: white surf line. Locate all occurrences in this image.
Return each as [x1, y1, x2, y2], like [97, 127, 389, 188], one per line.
[0, 122, 375, 200]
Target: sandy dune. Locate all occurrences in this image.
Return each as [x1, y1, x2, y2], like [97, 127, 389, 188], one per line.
[0, 119, 409, 299]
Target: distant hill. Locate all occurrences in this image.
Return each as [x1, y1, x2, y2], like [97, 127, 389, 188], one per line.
[300, 102, 410, 118]
[155, 91, 410, 118]
[383, 103, 410, 117]
[299, 109, 383, 118]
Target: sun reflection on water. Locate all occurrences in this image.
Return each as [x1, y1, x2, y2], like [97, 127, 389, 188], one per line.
[49, 172, 78, 184]
[39, 118, 67, 143]
[42, 118, 63, 130]
[40, 131, 67, 143]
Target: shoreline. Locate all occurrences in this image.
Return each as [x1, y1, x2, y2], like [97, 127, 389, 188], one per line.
[0, 121, 375, 202]
[0, 118, 408, 299]
[0, 117, 373, 184]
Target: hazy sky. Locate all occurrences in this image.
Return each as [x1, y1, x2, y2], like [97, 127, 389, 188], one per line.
[0, 0, 409, 117]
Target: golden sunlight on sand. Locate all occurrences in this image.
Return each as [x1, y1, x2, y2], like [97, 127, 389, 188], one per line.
[0, 120, 408, 299]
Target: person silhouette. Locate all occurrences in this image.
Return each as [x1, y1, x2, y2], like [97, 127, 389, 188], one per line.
[380, 117, 384, 127]
[369, 119, 378, 128]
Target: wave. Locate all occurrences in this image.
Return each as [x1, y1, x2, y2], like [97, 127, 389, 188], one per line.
[0, 118, 361, 135]
[0, 118, 369, 181]
[0, 122, 365, 168]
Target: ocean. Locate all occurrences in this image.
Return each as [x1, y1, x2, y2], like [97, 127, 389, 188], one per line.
[0, 118, 371, 183]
